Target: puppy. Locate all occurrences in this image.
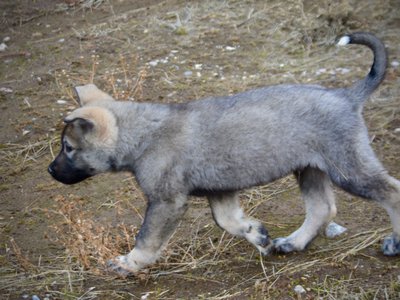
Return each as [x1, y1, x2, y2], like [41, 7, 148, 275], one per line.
[48, 32, 400, 276]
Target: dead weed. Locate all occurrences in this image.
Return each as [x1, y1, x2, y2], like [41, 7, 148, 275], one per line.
[48, 194, 138, 274]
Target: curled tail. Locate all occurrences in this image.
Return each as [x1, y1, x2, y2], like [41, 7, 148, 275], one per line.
[338, 32, 387, 104]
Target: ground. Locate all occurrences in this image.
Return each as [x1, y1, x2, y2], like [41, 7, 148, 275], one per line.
[1, 0, 400, 299]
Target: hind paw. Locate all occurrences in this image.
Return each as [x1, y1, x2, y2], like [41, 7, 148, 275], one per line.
[107, 255, 138, 277]
[382, 234, 400, 256]
[273, 238, 297, 254]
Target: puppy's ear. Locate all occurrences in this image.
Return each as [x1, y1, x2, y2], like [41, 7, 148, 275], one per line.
[64, 107, 118, 146]
[73, 83, 115, 107]
[64, 116, 94, 136]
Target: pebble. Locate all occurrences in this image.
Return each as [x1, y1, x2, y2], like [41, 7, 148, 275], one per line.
[0, 87, 13, 93]
[32, 295, 40, 300]
[0, 43, 7, 52]
[225, 46, 236, 51]
[394, 128, 400, 134]
[325, 222, 347, 238]
[3, 36, 10, 42]
[57, 100, 67, 105]
[184, 70, 193, 77]
[148, 60, 158, 67]
[391, 61, 399, 68]
[294, 285, 306, 295]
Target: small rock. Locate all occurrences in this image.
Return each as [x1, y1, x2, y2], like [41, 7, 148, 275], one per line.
[32, 295, 40, 300]
[3, 36, 10, 42]
[294, 285, 306, 295]
[0, 87, 13, 93]
[148, 60, 158, 67]
[58, 38, 65, 43]
[394, 128, 400, 134]
[194, 64, 203, 70]
[22, 130, 31, 136]
[184, 70, 193, 77]
[0, 43, 7, 52]
[325, 222, 347, 238]
[225, 46, 236, 51]
[391, 61, 399, 68]
[57, 100, 67, 105]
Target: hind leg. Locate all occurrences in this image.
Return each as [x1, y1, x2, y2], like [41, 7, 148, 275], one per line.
[379, 176, 400, 255]
[335, 173, 400, 255]
[344, 174, 400, 256]
[208, 192, 272, 255]
[274, 167, 337, 253]
[328, 141, 400, 256]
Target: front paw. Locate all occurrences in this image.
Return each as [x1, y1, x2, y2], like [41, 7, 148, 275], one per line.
[245, 222, 272, 255]
[382, 234, 400, 256]
[107, 255, 138, 277]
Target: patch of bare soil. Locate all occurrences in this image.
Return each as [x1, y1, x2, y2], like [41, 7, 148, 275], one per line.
[1, 0, 400, 299]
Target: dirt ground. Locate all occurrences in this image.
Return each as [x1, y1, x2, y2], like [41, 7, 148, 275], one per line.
[1, 0, 400, 299]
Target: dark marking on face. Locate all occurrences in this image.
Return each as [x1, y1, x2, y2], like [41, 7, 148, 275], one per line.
[48, 127, 93, 185]
[48, 152, 93, 184]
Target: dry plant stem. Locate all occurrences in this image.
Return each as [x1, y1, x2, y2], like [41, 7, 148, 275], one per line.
[9, 238, 36, 272]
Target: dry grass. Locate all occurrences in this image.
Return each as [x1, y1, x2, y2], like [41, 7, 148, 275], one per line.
[55, 53, 147, 103]
[0, 138, 59, 176]
[1, 0, 400, 299]
[47, 194, 138, 273]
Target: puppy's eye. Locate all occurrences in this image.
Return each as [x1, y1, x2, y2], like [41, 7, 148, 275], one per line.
[65, 143, 74, 153]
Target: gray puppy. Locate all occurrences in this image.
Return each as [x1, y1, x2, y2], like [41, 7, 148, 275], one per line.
[48, 32, 400, 276]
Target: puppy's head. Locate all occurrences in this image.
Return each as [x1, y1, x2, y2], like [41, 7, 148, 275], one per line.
[48, 84, 118, 185]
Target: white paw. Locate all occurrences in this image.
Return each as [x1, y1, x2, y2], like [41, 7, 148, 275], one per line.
[107, 255, 139, 277]
[244, 221, 271, 254]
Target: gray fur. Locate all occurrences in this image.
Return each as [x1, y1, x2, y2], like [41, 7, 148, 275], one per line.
[48, 32, 400, 276]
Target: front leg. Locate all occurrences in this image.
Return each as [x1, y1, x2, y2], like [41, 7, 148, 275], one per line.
[108, 194, 188, 276]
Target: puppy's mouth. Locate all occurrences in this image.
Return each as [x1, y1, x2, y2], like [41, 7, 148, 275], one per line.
[48, 161, 93, 185]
